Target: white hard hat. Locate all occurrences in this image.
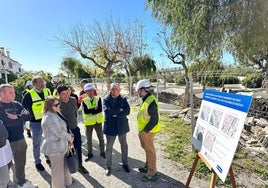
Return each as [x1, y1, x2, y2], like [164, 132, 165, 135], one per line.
[136, 79, 150, 91]
[51, 77, 60, 83]
[25, 80, 32, 87]
[84, 83, 95, 91]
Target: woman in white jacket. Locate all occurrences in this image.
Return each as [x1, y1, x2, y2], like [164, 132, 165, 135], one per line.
[41, 96, 74, 188]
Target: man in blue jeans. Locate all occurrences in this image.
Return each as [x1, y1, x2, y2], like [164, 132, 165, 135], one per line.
[22, 76, 50, 171]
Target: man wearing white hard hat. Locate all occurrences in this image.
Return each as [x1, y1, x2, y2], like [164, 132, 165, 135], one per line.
[22, 80, 33, 97]
[135, 79, 161, 182]
[81, 83, 105, 162]
[51, 77, 60, 97]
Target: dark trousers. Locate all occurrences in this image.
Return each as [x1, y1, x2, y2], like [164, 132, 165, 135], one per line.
[10, 139, 27, 185]
[70, 127, 82, 166]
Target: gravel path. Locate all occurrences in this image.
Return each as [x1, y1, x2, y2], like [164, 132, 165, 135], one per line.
[9, 109, 210, 188]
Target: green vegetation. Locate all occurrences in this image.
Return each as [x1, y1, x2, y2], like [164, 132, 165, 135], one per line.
[159, 114, 268, 187]
[242, 72, 263, 88]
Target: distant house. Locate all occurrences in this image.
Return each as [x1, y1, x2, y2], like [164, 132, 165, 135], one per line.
[0, 47, 24, 82]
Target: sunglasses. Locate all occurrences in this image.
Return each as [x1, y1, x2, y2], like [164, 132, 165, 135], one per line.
[53, 103, 60, 107]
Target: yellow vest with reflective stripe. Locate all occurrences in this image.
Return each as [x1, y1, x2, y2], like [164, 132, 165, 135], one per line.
[82, 96, 104, 126]
[29, 89, 49, 120]
[137, 95, 161, 133]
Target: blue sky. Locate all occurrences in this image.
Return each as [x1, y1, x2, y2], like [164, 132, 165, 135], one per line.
[0, 0, 234, 76]
[0, 0, 170, 75]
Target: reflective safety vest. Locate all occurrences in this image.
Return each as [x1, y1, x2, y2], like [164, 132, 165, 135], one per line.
[137, 94, 161, 133]
[43, 88, 52, 96]
[29, 89, 49, 120]
[52, 89, 57, 97]
[82, 96, 104, 126]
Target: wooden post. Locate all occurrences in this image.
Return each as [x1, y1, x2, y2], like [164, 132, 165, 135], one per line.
[229, 166, 237, 188]
[185, 153, 200, 188]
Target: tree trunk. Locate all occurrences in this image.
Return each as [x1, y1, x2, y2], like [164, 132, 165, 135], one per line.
[182, 61, 190, 108]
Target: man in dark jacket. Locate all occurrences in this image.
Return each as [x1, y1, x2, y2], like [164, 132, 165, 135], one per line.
[102, 83, 130, 176]
[0, 84, 36, 187]
[57, 85, 89, 174]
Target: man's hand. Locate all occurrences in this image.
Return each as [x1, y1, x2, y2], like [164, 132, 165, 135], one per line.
[20, 109, 29, 115]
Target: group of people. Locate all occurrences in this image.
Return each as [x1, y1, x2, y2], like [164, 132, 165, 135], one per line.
[0, 76, 161, 188]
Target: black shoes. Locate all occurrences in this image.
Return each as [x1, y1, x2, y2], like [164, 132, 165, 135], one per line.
[123, 164, 130, 173]
[84, 154, 94, 162]
[35, 163, 45, 171]
[26, 129, 31, 138]
[105, 165, 130, 176]
[105, 167, 111, 176]
[100, 152, 106, 158]
[78, 165, 89, 174]
[46, 159, 51, 166]
[138, 165, 148, 173]
[85, 153, 106, 161]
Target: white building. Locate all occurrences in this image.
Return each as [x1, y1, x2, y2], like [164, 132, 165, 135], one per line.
[0, 47, 24, 83]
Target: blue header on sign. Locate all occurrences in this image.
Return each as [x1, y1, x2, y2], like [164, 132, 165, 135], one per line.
[203, 90, 252, 113]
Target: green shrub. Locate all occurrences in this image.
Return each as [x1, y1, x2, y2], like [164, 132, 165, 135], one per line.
[242, 73, 262, 88]
[223, 76, 240, 84]
[174, 76, 186, 85]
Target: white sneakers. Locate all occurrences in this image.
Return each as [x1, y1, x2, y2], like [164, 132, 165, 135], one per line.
[18, 181, 38, 188]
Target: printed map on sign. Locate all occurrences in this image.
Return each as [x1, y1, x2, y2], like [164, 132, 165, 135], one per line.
[192, 89, 252, 182]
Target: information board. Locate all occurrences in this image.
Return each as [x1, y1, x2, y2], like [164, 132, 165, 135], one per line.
[192, 89, 252, 181]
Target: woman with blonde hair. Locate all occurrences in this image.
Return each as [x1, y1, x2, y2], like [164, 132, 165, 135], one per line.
[41, 96, 74, 187]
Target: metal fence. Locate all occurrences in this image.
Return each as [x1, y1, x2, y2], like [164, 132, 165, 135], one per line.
[68, 71, 267, 186]
[67, 70, 268, 107]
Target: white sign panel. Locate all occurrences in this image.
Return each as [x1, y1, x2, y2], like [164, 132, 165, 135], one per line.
[192, 89, 252, 182]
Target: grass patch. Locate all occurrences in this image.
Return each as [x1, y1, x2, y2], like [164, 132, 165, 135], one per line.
[159, 113, 268, 187]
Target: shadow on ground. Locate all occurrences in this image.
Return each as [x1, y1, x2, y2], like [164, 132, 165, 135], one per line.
[77, 138, 185, 188]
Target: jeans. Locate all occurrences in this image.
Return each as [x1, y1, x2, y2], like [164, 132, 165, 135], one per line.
[30, 122, 48, 164]
[70, 127, 82, 166]
[85, 123, 105, 155]
[105, 134, 128, 168]
[10, 139, 27, 185]
[138, 131, 157, 175]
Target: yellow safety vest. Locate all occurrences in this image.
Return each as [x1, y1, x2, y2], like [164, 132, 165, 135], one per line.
[82, 96, 104, 126]
[29, 89, 49, 120]
[52, 89, 58, 97]
[43, 88, 51, 96]
[137, 95, 161, 133]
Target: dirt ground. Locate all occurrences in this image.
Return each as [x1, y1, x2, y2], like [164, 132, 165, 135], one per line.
[8, 110, 212, 188]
